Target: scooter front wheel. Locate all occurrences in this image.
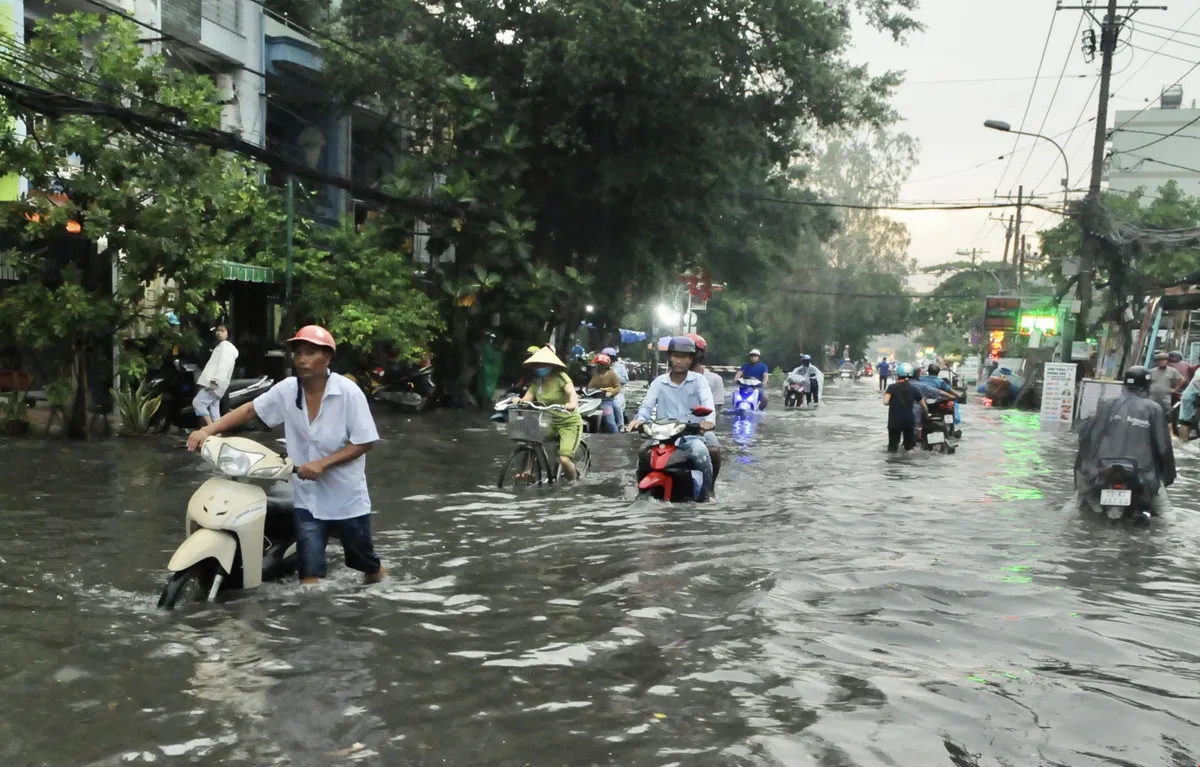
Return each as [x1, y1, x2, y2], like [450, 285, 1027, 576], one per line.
[157, 560, 218, 610]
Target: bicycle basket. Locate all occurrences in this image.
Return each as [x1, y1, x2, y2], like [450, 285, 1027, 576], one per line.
[506, 409, 552, 441]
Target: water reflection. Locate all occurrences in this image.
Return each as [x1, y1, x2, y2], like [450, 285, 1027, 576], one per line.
[1, 394, 1200, 765]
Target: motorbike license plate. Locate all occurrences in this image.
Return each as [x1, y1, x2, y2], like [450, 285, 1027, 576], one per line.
[926, 431, 945, 445]
[944, 415, 955, 424]
[1100, 489, 1132, 506]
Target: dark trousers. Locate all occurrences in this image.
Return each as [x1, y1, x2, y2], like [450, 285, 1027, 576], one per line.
[879, 375, 888, 392]
[887, 425, 916, 452]
[806, 379, 820, 404]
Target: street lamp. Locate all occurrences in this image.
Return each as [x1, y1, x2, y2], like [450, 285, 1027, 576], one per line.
[984, 119, 1070, 212]
[655, 304, 680, 327]
[584, 304, 594, 314]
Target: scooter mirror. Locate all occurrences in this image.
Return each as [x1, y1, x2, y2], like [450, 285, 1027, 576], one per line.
[692, 406, 713, 417]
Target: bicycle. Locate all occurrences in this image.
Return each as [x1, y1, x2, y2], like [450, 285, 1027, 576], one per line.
[495, 402, 592, 490]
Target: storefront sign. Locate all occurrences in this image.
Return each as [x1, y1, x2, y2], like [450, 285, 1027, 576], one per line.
[1040, 363, 1077, 429]
[984, 297, 1022, 331]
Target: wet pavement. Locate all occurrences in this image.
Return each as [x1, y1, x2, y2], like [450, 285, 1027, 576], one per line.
[2, 379, 1200, 766]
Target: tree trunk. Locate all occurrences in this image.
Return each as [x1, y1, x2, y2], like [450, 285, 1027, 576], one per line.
[67, 347, 89, 440]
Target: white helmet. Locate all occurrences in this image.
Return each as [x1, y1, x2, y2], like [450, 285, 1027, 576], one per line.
[749, 348, 761, 356]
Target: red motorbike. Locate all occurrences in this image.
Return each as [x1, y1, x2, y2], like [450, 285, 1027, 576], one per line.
[635, 406, 714, 502]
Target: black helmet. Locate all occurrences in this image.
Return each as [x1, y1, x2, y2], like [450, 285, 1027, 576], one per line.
[927, 363, 941, 376]
[1123, 365, 1151, 391]
[667, 335, 697, 355]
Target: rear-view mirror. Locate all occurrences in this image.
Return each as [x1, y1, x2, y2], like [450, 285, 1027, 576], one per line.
[692, 406, 713, 417]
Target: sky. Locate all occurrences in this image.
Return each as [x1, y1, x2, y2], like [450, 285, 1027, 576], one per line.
[846, 0, 1200, 292]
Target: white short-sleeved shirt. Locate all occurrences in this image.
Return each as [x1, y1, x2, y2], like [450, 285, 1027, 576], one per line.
[252, 372, 380, 520]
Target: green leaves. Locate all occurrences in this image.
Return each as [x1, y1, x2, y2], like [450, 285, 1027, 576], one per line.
[111, 380, 163, 435]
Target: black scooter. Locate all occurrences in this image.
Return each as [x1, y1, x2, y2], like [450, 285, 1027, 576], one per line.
[145, 358, 272, 433]
[375, 364, 437, 412]
[1082, 459, 1154, 524]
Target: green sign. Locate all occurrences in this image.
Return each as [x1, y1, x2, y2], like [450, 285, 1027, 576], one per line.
[984, 296, 1021, 331]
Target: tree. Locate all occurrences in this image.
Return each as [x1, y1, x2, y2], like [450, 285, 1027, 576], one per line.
[0, 13, 285, 436]
[1038, 181, 1200, 364]
[911, 261, 1016, 357]
[321, 0, 923, 392]
[256, 221, 444, 363]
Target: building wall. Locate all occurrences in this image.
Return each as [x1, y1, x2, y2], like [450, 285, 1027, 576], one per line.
[1109, 105, 1200, 202]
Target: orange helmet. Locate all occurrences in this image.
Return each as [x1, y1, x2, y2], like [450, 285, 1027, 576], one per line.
[686, 333, 707, 351]
[287, 325, 336, 351]
[594, 353, 611, 366]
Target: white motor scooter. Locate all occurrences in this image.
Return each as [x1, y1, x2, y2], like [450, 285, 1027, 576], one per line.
[157, 436, 299, 610]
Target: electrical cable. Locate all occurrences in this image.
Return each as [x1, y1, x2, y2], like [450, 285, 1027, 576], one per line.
[1014, 11, 1085, 184]
[993, 7, 1059, 196]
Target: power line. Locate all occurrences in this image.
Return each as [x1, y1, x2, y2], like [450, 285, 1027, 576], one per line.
[1125, 42, 1200, 65]
[1109, 5, 1200, 136]
[1132, 17, 1200, 40]
[741, 195, 1056, 213]
[0, 72, 463, 217]
[1014, 11, 1085, 184]
[902, 74, 1094, 86]
[1113, 112, 1200, 156]
[994, 7, 1059, 196]
[1032, 76, 1100, 193]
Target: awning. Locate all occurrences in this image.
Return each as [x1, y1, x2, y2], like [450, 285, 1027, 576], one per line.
[217, 261, 278, 283]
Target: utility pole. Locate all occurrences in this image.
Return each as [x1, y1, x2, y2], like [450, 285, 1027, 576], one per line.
[1058, 0, 1167, 342]
[1019, 234, 1028, 288]
[1014, 186, 1022, 287]
[1002, 216, 1014, 265]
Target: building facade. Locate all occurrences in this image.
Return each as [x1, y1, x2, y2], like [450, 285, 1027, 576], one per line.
[1108, 84, 1200, 202]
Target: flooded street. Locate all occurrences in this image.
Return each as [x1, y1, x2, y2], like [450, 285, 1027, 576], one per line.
[3, 381, 1200, 767]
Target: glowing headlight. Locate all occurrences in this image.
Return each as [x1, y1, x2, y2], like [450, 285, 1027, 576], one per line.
[217, 444, 264, 476]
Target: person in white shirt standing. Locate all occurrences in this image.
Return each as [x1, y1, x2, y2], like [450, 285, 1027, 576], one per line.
[187, 325, 385, 585]
[192, 324, 238, 428]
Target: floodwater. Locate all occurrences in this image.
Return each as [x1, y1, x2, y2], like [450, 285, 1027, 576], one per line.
[2, 380, 1200, 767]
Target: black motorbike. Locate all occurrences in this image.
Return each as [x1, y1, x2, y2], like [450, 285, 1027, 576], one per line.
[146, 358, 272, 433]
[375, 363, 437, 412]
[917, 397, 957, 454]
[1082, 459, 1154, 524]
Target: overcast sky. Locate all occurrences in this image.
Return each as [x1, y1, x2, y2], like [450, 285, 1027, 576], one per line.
[847, 0, 1200, 291]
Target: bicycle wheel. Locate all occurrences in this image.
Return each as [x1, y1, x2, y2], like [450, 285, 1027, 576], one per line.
[498, 445, 541, 490]
[573, 440, 592, 477]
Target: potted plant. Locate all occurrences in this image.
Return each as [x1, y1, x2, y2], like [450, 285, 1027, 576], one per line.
[0, 387, 31, 436]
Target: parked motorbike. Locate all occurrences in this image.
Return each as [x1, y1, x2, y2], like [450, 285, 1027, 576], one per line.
[146, 359, 273, 433]
[783, 381, 806, 408]
[918, 397, 957, 454]
[374, 363, 437, 412]
[157, 436, 299, 609]
[1081, 459, 1154, 524]
[731, 378, 764, 415]
[635, 406, 714, 502]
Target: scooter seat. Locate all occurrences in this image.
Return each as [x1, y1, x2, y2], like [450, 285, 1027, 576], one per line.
[228, 376, 270, 393]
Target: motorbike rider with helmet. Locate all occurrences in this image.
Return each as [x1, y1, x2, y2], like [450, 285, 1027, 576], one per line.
[601, 346, 628, 430]
[920, 363, 961, 426]
[789, 354, 822, 406]
[627, 336, 718, 502]
[587, 353, 623, 433]
[733, 349, 769, 409]
[686, 333, 724, 486]
[1070, 365, 1175, 519]
[883, 362, 928, 451]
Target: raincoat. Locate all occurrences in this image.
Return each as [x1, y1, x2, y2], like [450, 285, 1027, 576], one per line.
[1180, 374, 1200, 425]
[1074, 391, 1176, 493]
[197, 340, 238, 397]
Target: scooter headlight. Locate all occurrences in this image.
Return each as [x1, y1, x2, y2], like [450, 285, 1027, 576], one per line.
[217, 444, 264, 476]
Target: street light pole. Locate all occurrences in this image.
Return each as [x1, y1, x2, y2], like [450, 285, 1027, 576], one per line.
[983, 120, 1071, 213]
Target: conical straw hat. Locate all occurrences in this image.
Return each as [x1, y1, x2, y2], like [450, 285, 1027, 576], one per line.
[524, 346, 567, 369]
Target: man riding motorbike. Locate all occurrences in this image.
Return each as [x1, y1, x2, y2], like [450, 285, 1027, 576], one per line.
[921, 363, 961, 426]
[602, 346, 629, 430]
[789, 354, 822, 406]
[687, 333, 724, 486]
[734, 349, 769, 410]
[627, 336, 717, 502]
[1068, 365, 1175, 520]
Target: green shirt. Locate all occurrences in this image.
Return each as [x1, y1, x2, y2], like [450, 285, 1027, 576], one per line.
[533, 371, 584, 428]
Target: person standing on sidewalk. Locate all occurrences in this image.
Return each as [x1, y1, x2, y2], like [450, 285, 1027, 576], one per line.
[186, 325, 385, 585]
[192, 324, 238, 428]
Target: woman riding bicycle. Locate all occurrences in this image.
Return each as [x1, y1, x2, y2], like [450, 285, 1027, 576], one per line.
[508, 345, 584, 480]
